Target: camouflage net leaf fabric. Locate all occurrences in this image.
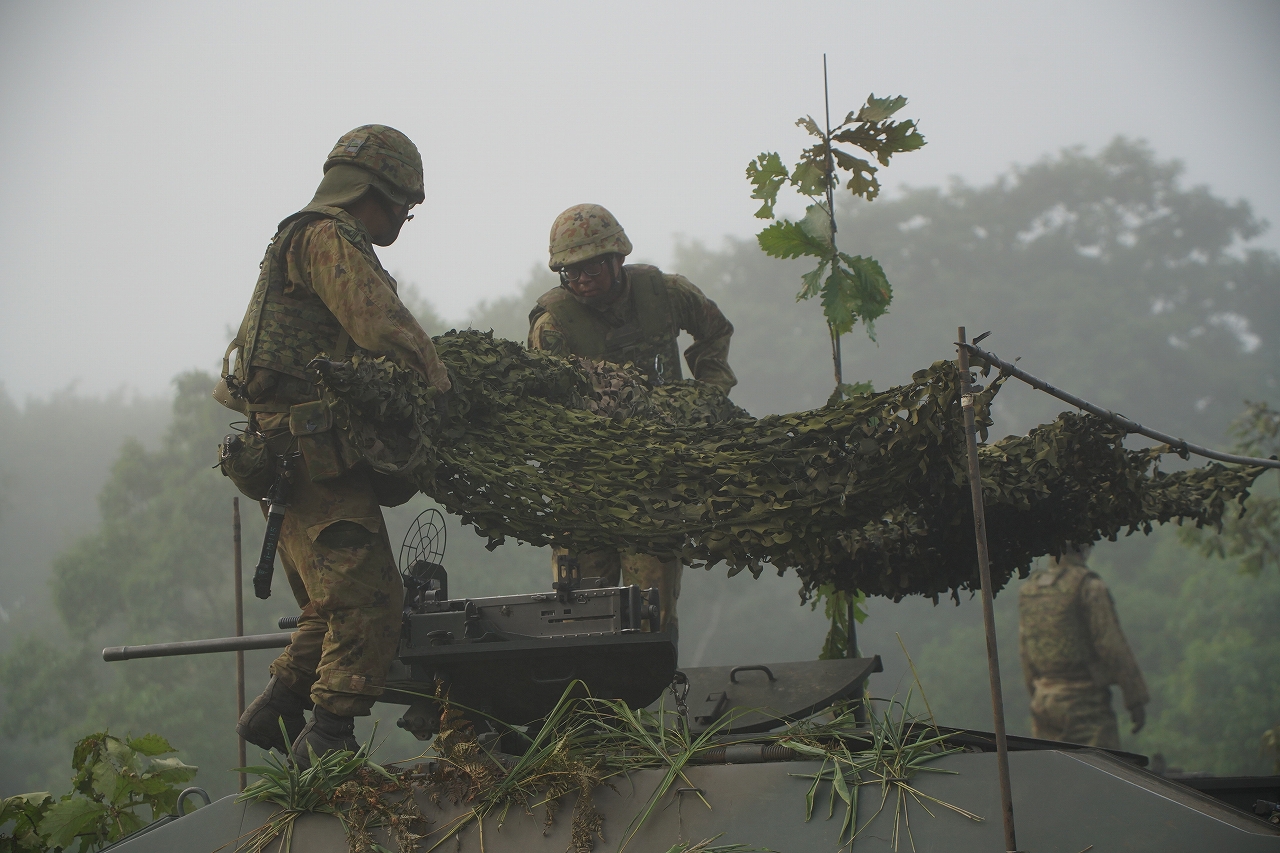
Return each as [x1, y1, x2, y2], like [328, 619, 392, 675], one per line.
[313, 330, 1261, 601]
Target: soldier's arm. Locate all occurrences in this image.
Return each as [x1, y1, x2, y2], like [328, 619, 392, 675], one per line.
[665, 274, 737, 393]
[302, 220, 451, 393]
[527, 310, 572, 358]
[1081, 577, 1149, 709]
[1018, 617, 1037, 695]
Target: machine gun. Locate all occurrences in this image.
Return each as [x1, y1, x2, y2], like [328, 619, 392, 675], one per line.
[103, 510, 676, 739]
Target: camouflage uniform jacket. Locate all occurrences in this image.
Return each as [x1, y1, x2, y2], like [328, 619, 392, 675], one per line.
[1018, 553, 1150, 710]
[527, 265, 737, 394]
[237, 205, 450, 404]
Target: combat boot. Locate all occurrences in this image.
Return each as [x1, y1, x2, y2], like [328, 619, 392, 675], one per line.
[236, 676, 312, 753]
[291, 706, 359, 768]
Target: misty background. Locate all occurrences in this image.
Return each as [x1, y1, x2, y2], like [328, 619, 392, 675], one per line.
[1, 0, 1278, 802]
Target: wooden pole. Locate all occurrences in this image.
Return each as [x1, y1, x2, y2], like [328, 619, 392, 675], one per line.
[956, 327, 1018, 853]
[233, 498, 246, 792]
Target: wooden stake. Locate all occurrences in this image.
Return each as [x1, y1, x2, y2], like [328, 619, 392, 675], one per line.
[233, 497, 246, 793]
[957, 327, 1018, 853]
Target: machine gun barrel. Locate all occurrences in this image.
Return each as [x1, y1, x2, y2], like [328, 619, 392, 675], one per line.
[103, 632, 291, 662]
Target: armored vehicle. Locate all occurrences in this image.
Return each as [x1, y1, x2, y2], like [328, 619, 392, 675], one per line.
[100, 512, 1280, 852]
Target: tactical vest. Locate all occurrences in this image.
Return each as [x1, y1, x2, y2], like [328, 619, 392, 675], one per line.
[218, 205, 375, 412]
[533, 265, 682, 384]
[1019, 563, 1096, 679]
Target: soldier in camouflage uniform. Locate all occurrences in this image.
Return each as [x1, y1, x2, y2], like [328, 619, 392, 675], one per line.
[218, 125, 450, 766]
[528, 204, 737, 640]
[1018, 545, 1149, 750]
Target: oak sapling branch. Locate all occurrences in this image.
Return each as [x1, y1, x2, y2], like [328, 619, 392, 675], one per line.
[746, 91, 925, 401]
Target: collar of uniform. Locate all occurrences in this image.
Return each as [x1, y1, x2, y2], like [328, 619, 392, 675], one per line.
[299, 203, 371, 242]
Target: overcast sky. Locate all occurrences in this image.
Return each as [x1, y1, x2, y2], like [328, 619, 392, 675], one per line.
[1, 0, 1277, 401]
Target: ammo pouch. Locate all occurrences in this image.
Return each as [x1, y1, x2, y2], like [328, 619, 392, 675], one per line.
[289, 399, 346, 483]
[218, 429, 276, 500]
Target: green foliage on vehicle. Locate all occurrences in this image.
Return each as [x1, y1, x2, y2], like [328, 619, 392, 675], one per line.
[0, 731, 195, 852]
[235, 728, 428, 853]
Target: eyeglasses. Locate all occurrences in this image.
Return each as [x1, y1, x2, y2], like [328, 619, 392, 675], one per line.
[560, 260, 607, 282]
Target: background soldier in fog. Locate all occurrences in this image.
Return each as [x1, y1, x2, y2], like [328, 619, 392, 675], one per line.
[527, 203, 737, 640]
[1018, 545, 1149, 750]
[220, 125, 450, 766]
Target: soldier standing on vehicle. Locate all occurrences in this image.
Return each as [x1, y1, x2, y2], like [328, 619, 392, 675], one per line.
[1018, 545, 1149, 750]
[219, 125, 450, 766]
[527, 204, 738, 640]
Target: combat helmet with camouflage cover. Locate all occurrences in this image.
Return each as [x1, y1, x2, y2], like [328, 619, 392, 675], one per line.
[548, 203, 633, 270]
[312, 124, 426, 208]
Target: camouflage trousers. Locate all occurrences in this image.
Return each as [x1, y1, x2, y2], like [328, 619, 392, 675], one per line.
[260, 415, 404, 717]
[552, 546, 681, 641]
[1029, 678, 1121, 750]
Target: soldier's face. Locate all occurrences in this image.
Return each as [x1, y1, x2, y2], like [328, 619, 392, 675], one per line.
[563, 256, 618, 301]
[369, 200, 416, 247]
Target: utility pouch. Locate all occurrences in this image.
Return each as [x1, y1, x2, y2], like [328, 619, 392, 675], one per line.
[218, 429, 276, 500]
[289, 400, 343, 482]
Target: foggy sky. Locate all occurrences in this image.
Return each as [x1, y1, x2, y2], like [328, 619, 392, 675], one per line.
[1, 0, 1277, 401]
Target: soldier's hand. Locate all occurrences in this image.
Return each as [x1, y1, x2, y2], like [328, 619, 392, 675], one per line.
[1129, 703, 1146, 734]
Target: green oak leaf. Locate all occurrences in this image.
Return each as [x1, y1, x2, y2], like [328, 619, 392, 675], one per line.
[791, 155, 829, 197]
[876, 120, 927, 163]
[800, 204, 834, 249]
[72, 732, 107, 778]
[798, 260, 829, 301]
[104, 736, 145, 775]
[113, 809, 146, 839]
[819, 255, 892, 337]
[757, 219, 829, 260]
[833, 120, 926, 166]
[745, 152, 789, 219]
[855, 94, 908, 123]
[148, 756, 198, 785]
[795, 115, 824, 139]
[841, 253, 892, 338]
[831, 149, 879, 199]
[843, 171, 880, 201]
[38, 797, 108, 850]
[126, 733, 176, 757]
[820, 265, 861, 336]
[0, 792, 53, 849]
[91, 757, 130, 806]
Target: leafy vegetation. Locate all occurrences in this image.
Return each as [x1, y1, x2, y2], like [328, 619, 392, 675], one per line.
[783, 696, 979, 850]
[235, 730, 428, 853]
[233, 680, 975, 853]
[1182, 402, 1279, 574]
[746, 91, 924, 402]
[0, 732, 195, 852]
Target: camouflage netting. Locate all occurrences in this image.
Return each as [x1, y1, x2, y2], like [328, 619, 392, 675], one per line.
[312, 330, 1262, 601]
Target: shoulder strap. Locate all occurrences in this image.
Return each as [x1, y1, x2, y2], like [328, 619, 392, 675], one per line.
[238, 210, 339, 376]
